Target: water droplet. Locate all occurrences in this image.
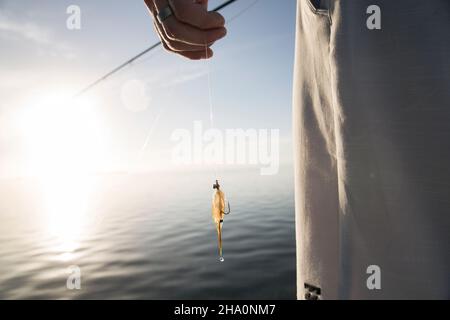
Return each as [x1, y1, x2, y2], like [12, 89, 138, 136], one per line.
[219, 256, 224, 262]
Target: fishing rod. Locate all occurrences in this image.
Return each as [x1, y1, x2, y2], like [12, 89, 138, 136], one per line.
[74, 0, 240, 98]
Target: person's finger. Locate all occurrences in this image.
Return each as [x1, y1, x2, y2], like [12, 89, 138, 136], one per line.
[163, 17, 226, 46]
[193, 0, 208, 9]
[179, 48, 214, 60]
[152, 0, 226, 46]
[167, 0, 225, 29]
[161, 39, 214, 60]
[144, 0, 156, 15]
[155, 20, 214, 60]
[153, 21, 209, 52]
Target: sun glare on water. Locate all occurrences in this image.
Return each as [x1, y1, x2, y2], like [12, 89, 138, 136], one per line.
[18, 90, 107, 257]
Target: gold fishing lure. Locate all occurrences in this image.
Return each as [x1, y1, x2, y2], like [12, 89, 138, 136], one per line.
[212, 180, 230, 262]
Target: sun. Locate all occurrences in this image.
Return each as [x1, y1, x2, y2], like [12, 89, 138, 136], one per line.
[19, 90, 106, 177]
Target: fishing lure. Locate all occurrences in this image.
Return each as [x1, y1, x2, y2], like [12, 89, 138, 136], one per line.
[211, 180, 230, 262]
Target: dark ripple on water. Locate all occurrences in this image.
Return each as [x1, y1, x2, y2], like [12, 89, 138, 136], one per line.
[0, 168, 295, 299]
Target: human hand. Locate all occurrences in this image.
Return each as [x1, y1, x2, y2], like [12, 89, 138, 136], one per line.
[144, 0, 227, 60]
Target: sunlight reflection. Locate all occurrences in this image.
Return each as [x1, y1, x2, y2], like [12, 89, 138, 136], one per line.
[41, 173, 94, 259]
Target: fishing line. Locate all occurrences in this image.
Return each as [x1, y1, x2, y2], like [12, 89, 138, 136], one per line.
[204, 0, 261, 181]
[205, 44, 219, 181]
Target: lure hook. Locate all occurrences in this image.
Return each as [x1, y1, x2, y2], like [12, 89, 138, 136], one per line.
[223, 201, 231, 215]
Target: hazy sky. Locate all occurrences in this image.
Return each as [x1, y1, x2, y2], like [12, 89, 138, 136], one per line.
[0, 0, 297, 178]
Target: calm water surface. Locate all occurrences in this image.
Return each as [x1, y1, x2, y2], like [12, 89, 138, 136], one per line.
[0, 168, 295, 299]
